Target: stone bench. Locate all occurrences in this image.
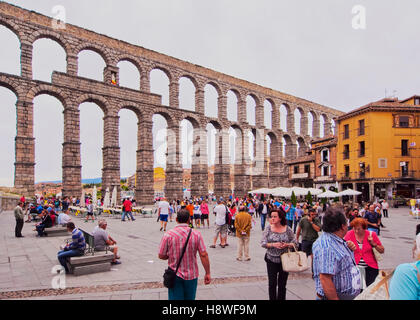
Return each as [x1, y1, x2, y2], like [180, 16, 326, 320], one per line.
[43, 226, 69, 237]
[68, 252, 114, 276]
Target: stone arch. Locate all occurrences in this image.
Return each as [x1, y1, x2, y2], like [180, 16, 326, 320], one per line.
[204, 82, 220, 118]
[117, 103, 144, 122]
[282, 133, 295, 159]
[149, 64, 173, 83]
[246, 94, 258, 126]
[32, 36, 67, 82]
[0, 77, 20, 99]
[178, 75, 197, 111]
[75, 42, 112, 66]
[280, 103, 291, 132]
[264, 99, 274, 129]
[294, 107, 304, 135]
[181, 114, 201, 130]
[75, 93, 109, 115]
[152, 109, 176, 128]
[29, 30, 70, 53]
[0, 18, 23, 41]
[117, 57, 142, 90]
[26, 84, 68, 109]
[297, 136, 307, 156]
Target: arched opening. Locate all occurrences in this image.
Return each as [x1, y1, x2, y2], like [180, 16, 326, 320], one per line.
[79, 102, 104, 180]
[280, 104, 288, 131]
[78, 50, 106, 82]
[0, 86, 17, 186]
[246, 95, 257, 126]
[33, 94, 64, 183]
[320, 115, 326, 138]
[227, 90, 238, 122]
[33, 38, 66, 82]
[153, 114, 168, 194]
[207, 123, 218, 193]
[179, 77, 196, 111]
[117, 60, 140, 90]
[119, 109, 138, 183]
[308, 112, 314, 137]
[331, 118, 336, 135]
[264, 100, 273, 129]
[294, 108, 302, 135]
[205, 83, 218, 118]
[0, 25, 20, 75]
[181, 119, 194, 190]
[297, 137, 307, 157]
[150, 69, 170, 106]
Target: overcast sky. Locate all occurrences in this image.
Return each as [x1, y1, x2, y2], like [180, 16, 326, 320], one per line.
[1, 0, 419, 185]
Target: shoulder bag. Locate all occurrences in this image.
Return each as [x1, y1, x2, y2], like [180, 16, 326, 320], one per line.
[281, 243, 309, 273]
[370, 231, 383, 262]
[163, 228, 192, 289]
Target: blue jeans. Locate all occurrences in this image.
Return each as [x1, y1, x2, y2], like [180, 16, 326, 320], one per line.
[168, 276, 198, 300]
[293, 218, 301, 233]
[36, 224, 46, 236]
[122, 211, 135, 221]
[261, 213, 267, 230]
[367, 227, 379, 235]
[57, 249, 84, 272]
[286, 219, 293, 229]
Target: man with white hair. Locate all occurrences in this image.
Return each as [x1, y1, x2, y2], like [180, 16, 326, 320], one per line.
[93, 219, 121, 265]
[158, 197, 170, 232]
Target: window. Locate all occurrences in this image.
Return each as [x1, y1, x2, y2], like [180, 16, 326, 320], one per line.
[304, 165, 310, 174]
[344, 165, 350, 177]
[322, 149, 329, 162]
[414, 98, 420, 105]
[399, 116, 409, 127]
[401, 162, 409, 177]
[401, 140, 409, 156]
[359, 141, 365, 157]
[358, 119, 365, 135]
[378, 158, 387, 168]
[322, 165, 329, 176]
[343, 145, 350, 159]
[359, 162, 365, 178]
[294, 166, 299, 174]
[344, 124, 349, 139]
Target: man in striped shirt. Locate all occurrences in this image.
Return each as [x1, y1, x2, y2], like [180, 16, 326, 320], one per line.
[312, 208, 361, 300]
[158, 209, 211, 300]
[57, 222, 86, 273]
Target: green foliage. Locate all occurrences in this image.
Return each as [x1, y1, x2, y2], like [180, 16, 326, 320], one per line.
[291, 191, 297, 207]
[306, 191, 313, 205]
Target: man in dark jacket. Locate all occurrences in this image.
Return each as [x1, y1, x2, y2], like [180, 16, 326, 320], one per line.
[35, 208, 53, 237]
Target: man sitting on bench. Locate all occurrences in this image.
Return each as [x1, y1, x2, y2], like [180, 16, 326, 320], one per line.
[35, 208, 53, 237]
[57, 222, 86, 274]
[93, 219, 121, 265]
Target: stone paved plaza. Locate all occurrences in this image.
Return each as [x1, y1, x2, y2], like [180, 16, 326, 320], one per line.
[0, 205, 418, 300]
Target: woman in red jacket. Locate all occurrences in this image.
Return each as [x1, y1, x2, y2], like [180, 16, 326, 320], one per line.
[344, 218, 385, 288]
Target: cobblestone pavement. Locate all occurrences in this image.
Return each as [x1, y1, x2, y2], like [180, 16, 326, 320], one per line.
[0, 205, 417, 300]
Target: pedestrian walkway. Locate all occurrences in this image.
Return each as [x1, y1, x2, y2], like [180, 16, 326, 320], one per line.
[0, 206, 417, 300]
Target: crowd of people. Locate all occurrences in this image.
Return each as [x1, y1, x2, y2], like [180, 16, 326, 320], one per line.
[12, 192, 419, 301]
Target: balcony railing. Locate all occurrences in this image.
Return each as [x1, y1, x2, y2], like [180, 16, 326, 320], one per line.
[339, 172, 369, 180]
[400, 171, 416, 179]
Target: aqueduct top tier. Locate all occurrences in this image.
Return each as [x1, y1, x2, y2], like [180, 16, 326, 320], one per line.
[0, 2, 344, 203]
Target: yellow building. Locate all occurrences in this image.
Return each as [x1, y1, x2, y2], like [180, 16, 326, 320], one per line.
[337, 96, 420, 203]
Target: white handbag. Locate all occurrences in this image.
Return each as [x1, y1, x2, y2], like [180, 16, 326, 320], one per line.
[370, 231, 383, 262]
[280, 244, 309, 273]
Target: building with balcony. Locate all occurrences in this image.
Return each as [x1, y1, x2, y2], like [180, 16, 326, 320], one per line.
[286, 154, 315, 188]
[311, 136, 338, 191]
[337, 96, 420, 203]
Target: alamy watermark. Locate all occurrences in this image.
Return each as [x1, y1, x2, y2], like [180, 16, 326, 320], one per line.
[352, 5, 366, 30]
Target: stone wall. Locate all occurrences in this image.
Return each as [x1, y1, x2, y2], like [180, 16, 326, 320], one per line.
[0, 194, 20, 212]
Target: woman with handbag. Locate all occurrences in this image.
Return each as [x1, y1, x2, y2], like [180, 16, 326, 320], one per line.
[261, 209, 298, 300]
[344, 217, 384, 288]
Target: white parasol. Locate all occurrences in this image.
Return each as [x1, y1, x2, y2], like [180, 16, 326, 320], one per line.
[103, 188, 110, 208]
[111, 186, 117, 208]
[338, 188, 362, 196]
[317, 190, 340, 198]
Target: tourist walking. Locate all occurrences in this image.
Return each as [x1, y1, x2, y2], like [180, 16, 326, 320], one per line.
[364, 204, 381, 235]
[296, 208, 321, 275]
[85, 200, 95, 222]
[381, 200, 389, 218]
[158, 197, 170, 231]
[210, 199, 228, 248]
[193, 201, 202, 228]
[57, 222, 86, 274]
[158, 209, 211, 300]
[122, 198, 135, 222]
[259, 200, 269, 231]
[261, 209, 298, 300]
[14, 202, 24, 238]
[234, 206, 252, 261]
[200, 200, 210, 228]
[344, 218, 384, 289]
[312, 208, 361, 300]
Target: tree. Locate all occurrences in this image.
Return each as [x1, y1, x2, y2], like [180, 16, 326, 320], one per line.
[291, 191, 297, 207]
[306, 191, 313, 206]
